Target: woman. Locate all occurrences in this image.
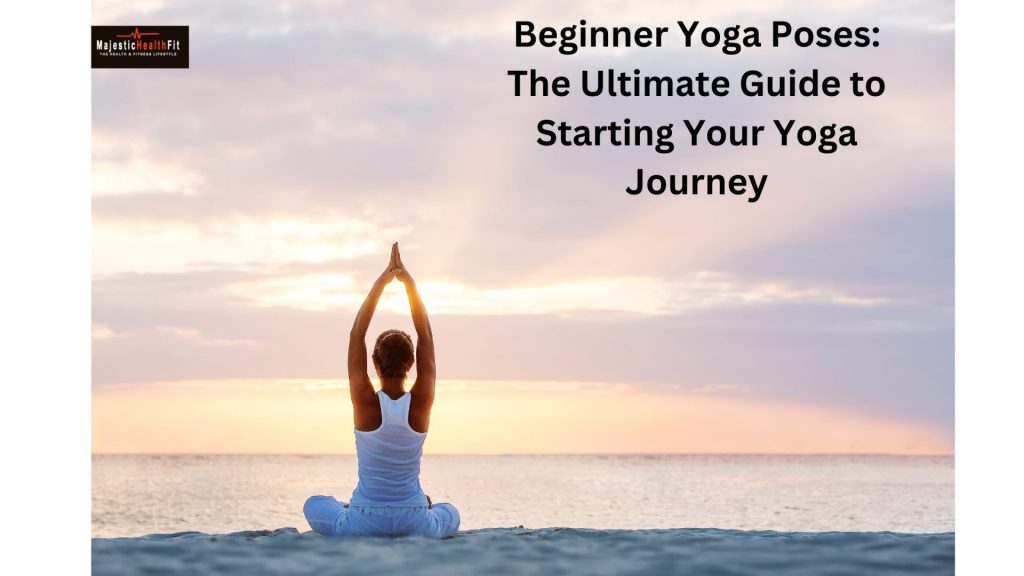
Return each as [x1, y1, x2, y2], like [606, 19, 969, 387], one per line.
[303, 243, 460, 538]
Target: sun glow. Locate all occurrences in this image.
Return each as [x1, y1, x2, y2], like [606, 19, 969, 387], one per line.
[92, 379, 950, 455]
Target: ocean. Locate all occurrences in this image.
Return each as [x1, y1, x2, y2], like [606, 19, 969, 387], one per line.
[92, 454, 953, 538]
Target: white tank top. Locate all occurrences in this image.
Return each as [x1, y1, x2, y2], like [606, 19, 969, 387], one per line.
[350, 391, 429, 506]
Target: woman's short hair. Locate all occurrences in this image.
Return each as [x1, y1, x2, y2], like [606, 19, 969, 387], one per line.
[372, 329, 415, 378]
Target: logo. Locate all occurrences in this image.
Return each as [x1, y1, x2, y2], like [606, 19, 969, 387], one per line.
[92, 26, 189, 69]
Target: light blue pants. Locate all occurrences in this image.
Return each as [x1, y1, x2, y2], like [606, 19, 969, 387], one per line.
[303, 495, 460, 539]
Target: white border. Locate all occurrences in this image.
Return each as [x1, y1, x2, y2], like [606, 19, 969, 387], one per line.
[0, 1, 91, 573]
[957, 0, 1024, 572]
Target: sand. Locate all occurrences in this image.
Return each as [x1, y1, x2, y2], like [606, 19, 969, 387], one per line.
[92, 527, 953, 575]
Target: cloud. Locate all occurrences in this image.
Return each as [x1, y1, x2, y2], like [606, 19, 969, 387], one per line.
[92, 264, 952, 433]
[92, 131, 206, 197]
[92, 324, 121, 340]
[91, 0, 955, 442]
[93, 214, 409, 274]
[224, 271, 887, 314]
[152, 325, 261, 347]
[89, 14, 953, 294]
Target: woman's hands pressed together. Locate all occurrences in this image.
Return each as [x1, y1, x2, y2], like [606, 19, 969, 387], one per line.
[381, 242, 413, 285]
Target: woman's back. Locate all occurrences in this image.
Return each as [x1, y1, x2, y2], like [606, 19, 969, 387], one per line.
[350, 391, 428, 506]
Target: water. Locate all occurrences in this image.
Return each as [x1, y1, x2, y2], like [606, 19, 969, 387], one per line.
[92, 454, 953, 537]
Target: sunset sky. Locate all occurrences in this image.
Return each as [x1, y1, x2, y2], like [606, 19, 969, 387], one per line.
[92, 0, 953, 454]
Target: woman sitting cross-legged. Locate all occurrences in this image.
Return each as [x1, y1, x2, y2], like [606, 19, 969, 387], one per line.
[303, 243, 460, 538]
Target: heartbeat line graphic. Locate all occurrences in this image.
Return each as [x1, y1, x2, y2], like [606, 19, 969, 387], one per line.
[116, 27, 160, 40]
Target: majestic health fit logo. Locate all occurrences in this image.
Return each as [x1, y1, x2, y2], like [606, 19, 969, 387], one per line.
[92, 26, 189, 69]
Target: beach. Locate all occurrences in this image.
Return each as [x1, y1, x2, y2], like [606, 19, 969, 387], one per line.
[93, 526, 954, 576]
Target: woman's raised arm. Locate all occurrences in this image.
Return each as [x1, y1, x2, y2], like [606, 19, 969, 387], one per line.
[394, 246, 436, 405]
[348, 244, 401, 406]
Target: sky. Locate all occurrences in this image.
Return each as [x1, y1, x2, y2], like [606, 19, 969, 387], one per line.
[92, 0, 954, 454]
